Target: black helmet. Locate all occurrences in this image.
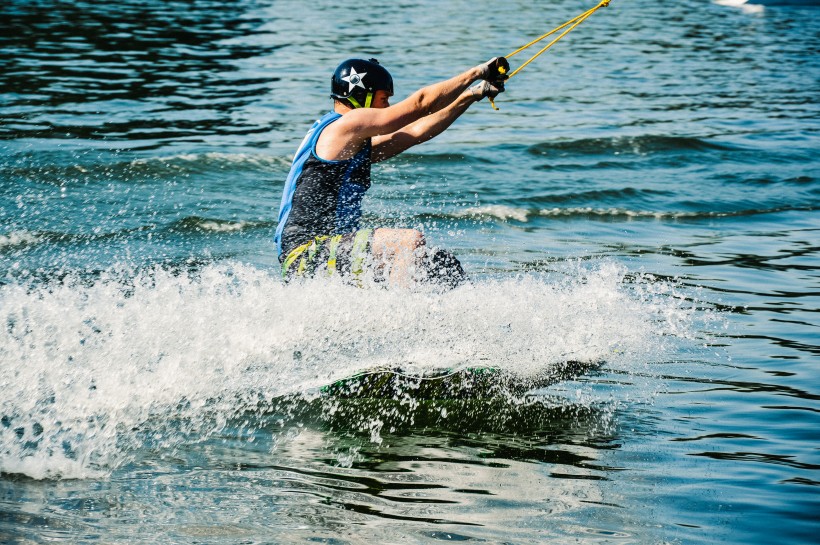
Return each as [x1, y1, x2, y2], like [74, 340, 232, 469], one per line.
[331, 58, 393, 109]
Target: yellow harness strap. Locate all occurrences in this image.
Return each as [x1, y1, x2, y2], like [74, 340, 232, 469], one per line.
[350, 229, 371, 285]
[282, 241, 311, 278]
[326, 234, 343, 274]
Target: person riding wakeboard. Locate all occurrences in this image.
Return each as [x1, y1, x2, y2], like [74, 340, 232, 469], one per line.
[275, 56, 509, 288]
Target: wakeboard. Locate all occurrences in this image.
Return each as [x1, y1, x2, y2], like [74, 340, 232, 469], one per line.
[321, 361, 596, 400]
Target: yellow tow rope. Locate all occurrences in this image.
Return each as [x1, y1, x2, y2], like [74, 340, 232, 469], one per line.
[488, 0, 613, 110]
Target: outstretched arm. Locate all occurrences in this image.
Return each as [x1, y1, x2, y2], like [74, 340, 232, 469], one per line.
[371, 81, 504, 162]
[319, 58, 508, 160]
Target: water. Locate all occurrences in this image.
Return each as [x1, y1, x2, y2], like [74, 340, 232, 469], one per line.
[1, 0, 818, 543]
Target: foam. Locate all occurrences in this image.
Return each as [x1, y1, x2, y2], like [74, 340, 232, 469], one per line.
[196, 220, 251, 232]
[456, 205, 531, 222]
[0, 261, 705, 479]
[0, 230, 42, 250]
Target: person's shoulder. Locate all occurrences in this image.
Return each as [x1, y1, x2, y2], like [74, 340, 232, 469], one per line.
[327, 108, 374, 133]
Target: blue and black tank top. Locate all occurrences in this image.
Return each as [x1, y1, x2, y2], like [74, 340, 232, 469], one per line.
[274, 112, 372, 259]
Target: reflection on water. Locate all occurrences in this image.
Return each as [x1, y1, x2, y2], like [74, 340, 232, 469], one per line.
[2, 395, 635, 544]
[1, 0, 278, 147]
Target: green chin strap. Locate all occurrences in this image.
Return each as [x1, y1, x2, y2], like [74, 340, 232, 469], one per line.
[347, 92, 373, 109]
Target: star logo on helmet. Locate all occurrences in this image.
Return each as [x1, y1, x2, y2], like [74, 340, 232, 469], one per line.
[342, 67, 367, 93]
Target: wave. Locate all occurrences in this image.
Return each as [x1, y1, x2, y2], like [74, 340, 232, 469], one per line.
[169, 216, 273, 234]
[0, 230, 43, 250]
[128, 152, 292, 173]
[2, 151, 291, 182]
[0, 217, 274, 254]
[0, 261, 707, 479]
[448, 205, 812, 223]
[526, 135, 738, 158]
[386, 152, 492, 165]
[0, 227, 153, 253]
[716, 0, 818, 10]
[455, 205, 531, 222]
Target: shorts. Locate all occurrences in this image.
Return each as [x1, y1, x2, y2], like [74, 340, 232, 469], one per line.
[280, 229, 373, 283]
[280, 228, 468, 289]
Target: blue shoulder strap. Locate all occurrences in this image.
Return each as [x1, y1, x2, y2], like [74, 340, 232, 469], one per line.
[274, 112, 341, 256]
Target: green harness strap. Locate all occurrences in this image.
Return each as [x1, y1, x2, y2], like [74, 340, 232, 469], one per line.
[346, 92, 373, 109]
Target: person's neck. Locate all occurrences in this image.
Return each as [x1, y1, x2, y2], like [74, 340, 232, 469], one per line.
[333, 101, 353, 115]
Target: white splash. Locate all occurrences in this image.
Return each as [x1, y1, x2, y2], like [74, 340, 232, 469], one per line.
[0, 261, 703, 479]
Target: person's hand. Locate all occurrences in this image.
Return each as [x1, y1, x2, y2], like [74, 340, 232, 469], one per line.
[476, 57, 510, 82]
[469, 80, 505, 101]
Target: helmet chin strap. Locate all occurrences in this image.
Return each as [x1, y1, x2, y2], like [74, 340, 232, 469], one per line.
[346, 92, 373, 109]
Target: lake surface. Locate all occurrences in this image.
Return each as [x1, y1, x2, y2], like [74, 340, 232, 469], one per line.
[1, 0, 818, 543]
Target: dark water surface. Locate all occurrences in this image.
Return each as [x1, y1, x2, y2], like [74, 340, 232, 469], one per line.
[1, 0, 818, 543]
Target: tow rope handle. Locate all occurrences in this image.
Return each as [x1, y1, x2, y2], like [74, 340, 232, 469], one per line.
[488, 0, 612, 110]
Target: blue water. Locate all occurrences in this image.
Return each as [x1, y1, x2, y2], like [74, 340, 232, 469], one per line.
[1, 0, 818, 543]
